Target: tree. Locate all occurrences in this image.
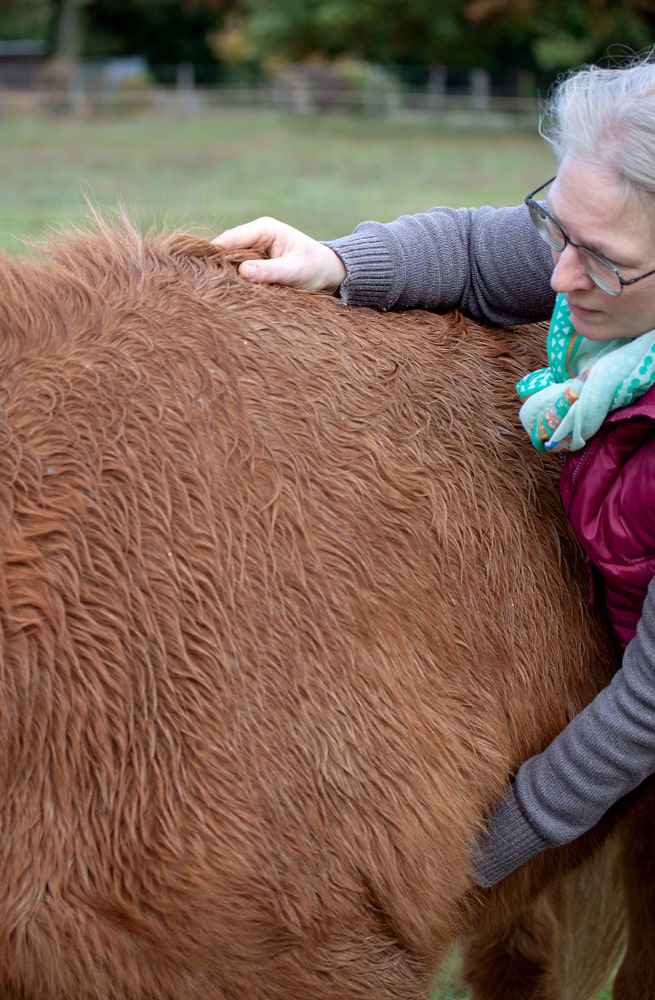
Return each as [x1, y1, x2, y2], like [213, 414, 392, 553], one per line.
[2, 0, 654, 82]
[463, 0, 655, 72]
[0, 0, 52, 41]
[82, 0, 228, 76]
[219, 0, 655, 79]
[229, 0, 471, 68]
[0, 0, 229, 75]
[53, 0, 84, 61]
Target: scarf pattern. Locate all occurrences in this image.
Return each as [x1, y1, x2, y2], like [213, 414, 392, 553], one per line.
[516, 293, 655, 452]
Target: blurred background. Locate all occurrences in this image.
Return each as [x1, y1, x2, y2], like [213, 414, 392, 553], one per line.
[1, 0, 653, 256]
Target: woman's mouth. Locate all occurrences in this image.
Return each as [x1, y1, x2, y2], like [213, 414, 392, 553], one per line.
[568, 299, 601, 321]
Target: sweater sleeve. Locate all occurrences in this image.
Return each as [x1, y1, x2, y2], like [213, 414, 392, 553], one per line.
[324, 202, 555, 326]
[472, 573, 655, 888]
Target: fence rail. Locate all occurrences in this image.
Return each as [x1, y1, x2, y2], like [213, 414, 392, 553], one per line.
[0, 65, 541, 126]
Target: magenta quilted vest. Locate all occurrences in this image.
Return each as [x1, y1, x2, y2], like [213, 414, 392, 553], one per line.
[558, 384, 655, 649]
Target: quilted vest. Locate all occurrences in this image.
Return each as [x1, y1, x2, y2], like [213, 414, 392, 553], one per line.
[559, 383, 655, 649]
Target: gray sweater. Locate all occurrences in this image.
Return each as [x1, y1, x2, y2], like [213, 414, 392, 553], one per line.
[325, 203, 655, 887]
[326, 203, 555, 323]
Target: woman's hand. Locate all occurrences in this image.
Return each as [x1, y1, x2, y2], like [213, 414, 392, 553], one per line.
[212, 217, 347, 293]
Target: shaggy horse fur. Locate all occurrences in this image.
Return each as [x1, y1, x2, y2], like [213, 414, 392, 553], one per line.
[0, 220, 647, 999]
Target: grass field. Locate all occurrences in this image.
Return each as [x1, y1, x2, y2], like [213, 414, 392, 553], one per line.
[0, 107, 554, 254]
[0, 107, 615, 998]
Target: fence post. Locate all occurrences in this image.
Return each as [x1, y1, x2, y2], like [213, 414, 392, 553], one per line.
[470, 68, 490, 112]
[176, 62, 198, 113]
[427, 65, 446, 112]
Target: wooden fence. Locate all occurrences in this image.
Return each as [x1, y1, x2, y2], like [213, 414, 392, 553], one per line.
[0, 62, 541, 127]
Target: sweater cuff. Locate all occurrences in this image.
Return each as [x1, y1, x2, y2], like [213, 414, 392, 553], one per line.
[471, 784, 551, 888]
[323, 232, 402, 310]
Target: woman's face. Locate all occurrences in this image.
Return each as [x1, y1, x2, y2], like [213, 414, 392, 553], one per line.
[548, 156, 655, 341]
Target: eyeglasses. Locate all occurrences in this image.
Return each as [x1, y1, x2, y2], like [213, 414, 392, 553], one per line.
[525, 177, 655, 296]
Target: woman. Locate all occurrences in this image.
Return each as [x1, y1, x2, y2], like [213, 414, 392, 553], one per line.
[214, 55, 655, 887]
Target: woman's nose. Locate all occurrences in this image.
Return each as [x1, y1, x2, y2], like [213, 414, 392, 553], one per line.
[550, 244, 595, 294]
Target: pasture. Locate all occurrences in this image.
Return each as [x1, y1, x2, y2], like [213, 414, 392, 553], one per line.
[0, 108, 553, 253]
[0, 109, 614, 999]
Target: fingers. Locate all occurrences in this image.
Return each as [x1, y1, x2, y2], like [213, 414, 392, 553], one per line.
[212, 217, 287, 256]
[212, 216, 346, 293]
[236, 256, 307, 287]
[212, 217, 306, 265]
[212, 217, 309, 287]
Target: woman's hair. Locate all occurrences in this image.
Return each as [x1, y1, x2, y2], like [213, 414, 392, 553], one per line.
[541, 51, 655, 197]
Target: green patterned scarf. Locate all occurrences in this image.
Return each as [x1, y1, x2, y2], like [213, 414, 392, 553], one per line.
[516, 293, 655, 452]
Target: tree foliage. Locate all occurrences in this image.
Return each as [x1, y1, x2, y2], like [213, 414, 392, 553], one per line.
[82, 0, 226, 69]
[0, 0, 228, 72]
[231, 0, 471, 68]
[225, 0, 655, 74]
[1, 0, 654, 76]
[0, 0, 53, 41]
[465, 0, 655, 71]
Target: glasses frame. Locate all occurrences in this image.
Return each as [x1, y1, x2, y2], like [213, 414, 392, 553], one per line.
[525, 176, 655, 297]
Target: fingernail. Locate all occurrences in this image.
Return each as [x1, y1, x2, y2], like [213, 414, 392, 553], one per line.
[240, 262, 256, 279]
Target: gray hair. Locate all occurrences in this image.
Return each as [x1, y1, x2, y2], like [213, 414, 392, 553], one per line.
[540, 52, 655, 197]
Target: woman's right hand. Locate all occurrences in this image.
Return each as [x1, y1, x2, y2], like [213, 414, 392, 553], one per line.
[212, 217, 347, 293]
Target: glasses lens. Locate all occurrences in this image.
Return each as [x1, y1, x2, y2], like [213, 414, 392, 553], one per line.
[529, 201, 566, 251]
[578, 249, 622, 296]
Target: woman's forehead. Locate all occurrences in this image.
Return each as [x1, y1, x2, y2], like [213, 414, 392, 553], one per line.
[551, 158, 655, 263]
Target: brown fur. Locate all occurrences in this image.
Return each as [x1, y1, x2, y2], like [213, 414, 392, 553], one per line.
[0, 219, 640, 998]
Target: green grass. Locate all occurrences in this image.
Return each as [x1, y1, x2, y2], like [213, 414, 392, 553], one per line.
[433, 946, 615, 999]
[0, 107, 554, 255]
[0, 106, 614, 997]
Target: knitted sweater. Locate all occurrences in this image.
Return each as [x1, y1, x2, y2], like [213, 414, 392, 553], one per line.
[325, 202, 655, 887]
[325, 202, 555, 322]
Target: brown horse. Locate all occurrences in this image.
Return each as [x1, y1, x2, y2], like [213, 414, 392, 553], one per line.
[0, 219, 642, 999]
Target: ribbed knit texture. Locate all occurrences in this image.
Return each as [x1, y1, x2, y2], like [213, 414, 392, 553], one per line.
[325, 203, 555, 324]
[471, 785, 550, 887]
